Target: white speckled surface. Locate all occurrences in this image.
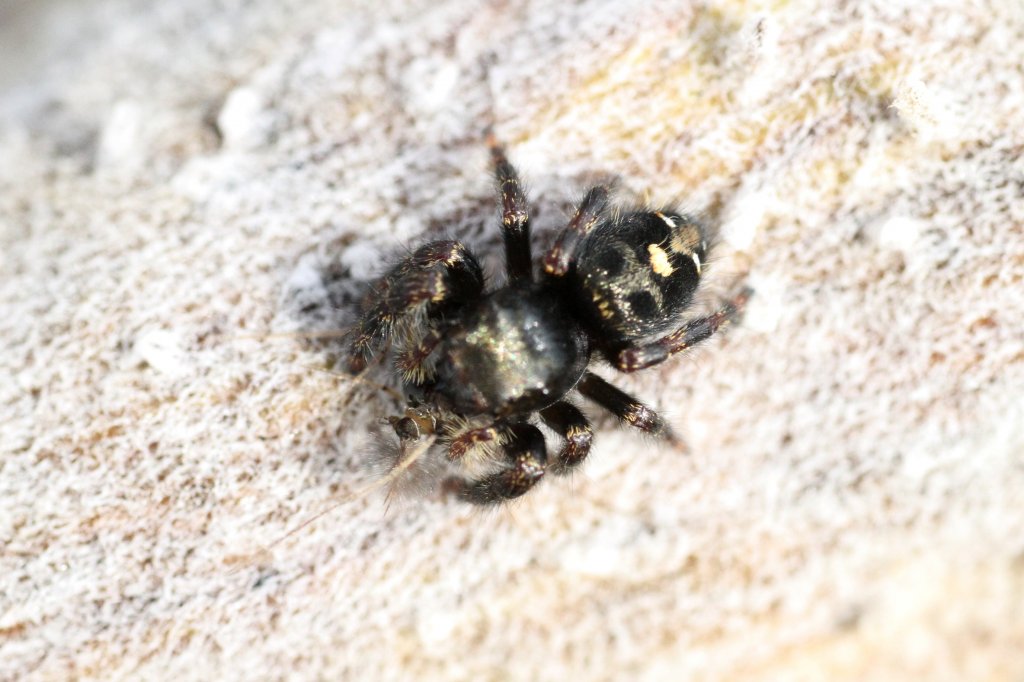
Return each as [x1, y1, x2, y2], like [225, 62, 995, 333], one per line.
[2, 1, 1023, 680]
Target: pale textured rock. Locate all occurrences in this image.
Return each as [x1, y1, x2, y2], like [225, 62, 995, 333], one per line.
[2, 1, 1023, 680]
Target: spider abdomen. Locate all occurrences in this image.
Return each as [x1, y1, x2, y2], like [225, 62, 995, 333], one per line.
[571, 211, 708, 344]
[431, 286, 590, 417]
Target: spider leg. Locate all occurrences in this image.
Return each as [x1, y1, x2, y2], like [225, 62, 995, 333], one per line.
[394, 328, 442, 385]
[576, 371, 676, 441]
[348, 240, 483, 372]
[613, 286, 752, 373]
[446, 420, 510, 461]
[446, 422, 547, 504]
[542, 186, 611, 277]
[539, 401, 594, 474]
[487, 131, 533, 284]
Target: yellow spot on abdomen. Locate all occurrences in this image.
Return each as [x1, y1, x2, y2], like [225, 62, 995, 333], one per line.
[648, 244, 674, 277]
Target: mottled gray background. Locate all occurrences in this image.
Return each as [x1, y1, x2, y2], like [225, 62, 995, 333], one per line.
[2, 1, 1023, 680]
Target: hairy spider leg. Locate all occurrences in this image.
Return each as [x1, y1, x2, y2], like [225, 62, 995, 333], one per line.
[447, 422, 548, 504]
[539, 401, 594, 474]
[543, 186, 611, 277]
[348, 239, 483, 372]
[394, 328, 443, 384]
[487, 132, 533, 284]
[614, 286, 752, 372]
[446, 420, 511, 460]
[576, 371, 676, 442]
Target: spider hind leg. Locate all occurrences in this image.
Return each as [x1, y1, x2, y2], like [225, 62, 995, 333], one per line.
[613, 286, 752, 372]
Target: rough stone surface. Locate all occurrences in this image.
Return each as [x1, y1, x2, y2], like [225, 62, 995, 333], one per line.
[2, 1, 1023, 680]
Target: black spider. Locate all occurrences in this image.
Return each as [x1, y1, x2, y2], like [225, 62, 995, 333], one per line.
[347, 133, 751, 504]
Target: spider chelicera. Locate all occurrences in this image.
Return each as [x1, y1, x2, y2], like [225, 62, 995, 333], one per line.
[346, 132, 750, 504]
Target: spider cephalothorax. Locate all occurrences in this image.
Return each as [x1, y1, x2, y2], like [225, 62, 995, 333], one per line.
[348, 133, 750, 504]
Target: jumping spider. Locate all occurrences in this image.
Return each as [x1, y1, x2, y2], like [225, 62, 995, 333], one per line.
[347, 133, 750, 504]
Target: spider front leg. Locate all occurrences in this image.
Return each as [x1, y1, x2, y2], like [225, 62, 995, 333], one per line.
[348, 240, 483, 372]
[614, 286, 753, 373]
[446, 420, 509, 460]
[487, 131, 533, 284]
[394, 328, 448, 386]
[576, 371, 677, 443]
[446, 422, 547, 505]
[539, 401, 594, 474]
